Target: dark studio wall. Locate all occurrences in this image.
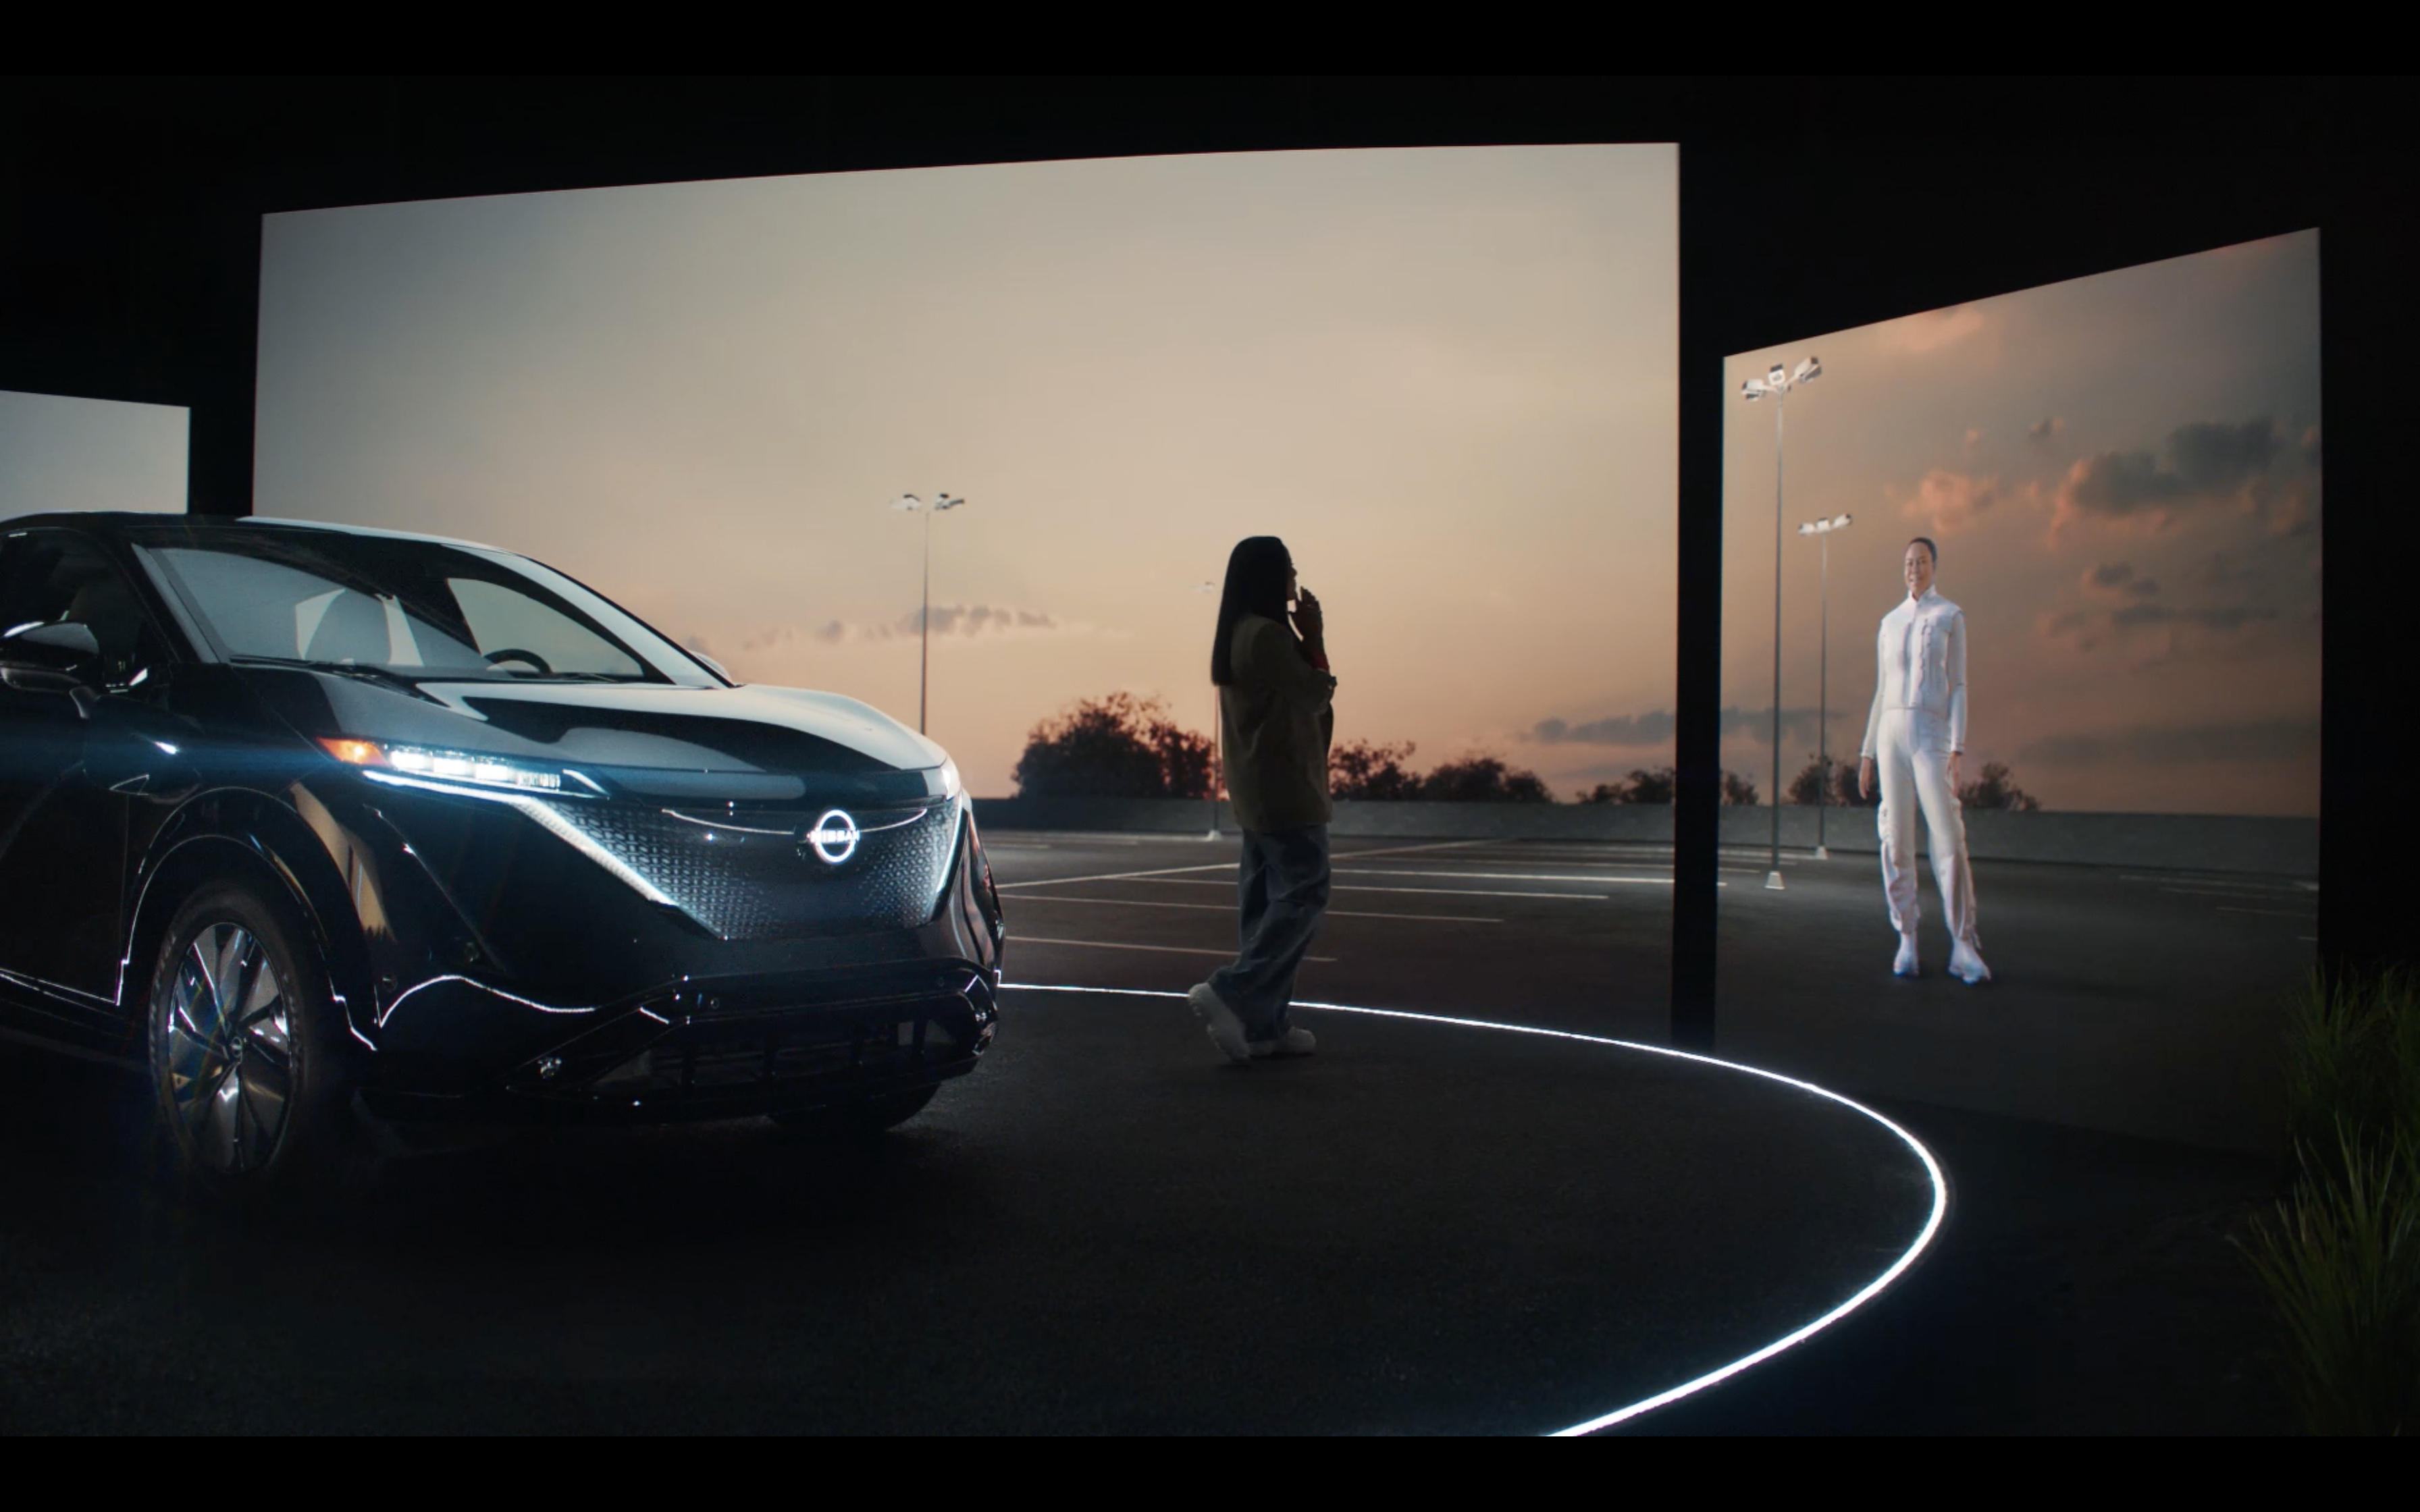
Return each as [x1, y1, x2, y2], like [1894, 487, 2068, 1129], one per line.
[2, 76, 2409, 1040]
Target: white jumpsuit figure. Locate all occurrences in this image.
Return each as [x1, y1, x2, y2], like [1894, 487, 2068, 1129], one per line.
[1860, 585, 1991, 983]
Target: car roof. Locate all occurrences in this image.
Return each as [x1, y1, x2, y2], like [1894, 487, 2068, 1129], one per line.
[1, 510, 521, 560]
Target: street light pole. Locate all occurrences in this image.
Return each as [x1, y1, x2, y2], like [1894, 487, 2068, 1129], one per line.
[892, 492, 966, 734]
[1798, 512, 1854, 859]
[1198, 579, 1221, 841]
[1742, 356, 1820, 892]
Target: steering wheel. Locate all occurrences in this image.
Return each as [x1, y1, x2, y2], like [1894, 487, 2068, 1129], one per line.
[483, 647, 554, 674]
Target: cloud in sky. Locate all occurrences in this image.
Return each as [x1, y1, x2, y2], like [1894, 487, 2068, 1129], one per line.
[2051, 416, 2299, 541]
[743, 603, 1070, 651]
[2019, 716, 2318, 769]
[1525, 705, 1829, 751]
[1527, 709, 1675, 747]
[1898, 468, 2014, 537]
[2026, 415, 2065, 446]
[2082, 561, 2159, 599]
[1878, 303, 1991, 354]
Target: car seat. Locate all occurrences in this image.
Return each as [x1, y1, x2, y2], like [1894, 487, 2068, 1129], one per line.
[302, 589, 392, 665]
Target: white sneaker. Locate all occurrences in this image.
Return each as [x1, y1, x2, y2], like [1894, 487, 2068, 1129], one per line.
[1250, 1026, 1317, 1058]
[1949, 941, 1992, 986]
[1188, 982, 1253, 1063]
[1892, 934, 1921, 978]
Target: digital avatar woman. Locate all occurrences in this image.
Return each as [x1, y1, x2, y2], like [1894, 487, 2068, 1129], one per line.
[1858, 536, 1991, 985]
[1188, 535, 1335, 1063]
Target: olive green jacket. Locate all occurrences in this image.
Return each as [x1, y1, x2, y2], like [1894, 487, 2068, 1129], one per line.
[1219, 614, 1336, 833]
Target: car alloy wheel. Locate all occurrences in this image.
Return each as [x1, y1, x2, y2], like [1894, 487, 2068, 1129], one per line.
[160, 921, 298, 1177]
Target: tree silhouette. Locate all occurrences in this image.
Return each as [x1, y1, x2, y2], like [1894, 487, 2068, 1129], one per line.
[1330, 738, 1423, 801]
[1787, 756, 1878, 807]
[1576, 767, 1675, 804]
[1013, 692, 1213, 799]
[1422, 754, 1554, 803]
[1574, 767, 1758, 805]
[1958, 760, 2042, 811]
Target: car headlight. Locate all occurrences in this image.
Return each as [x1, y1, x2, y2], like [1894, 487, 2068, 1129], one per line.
[317, 736, 585, 794]
[926, 757, 962, 801]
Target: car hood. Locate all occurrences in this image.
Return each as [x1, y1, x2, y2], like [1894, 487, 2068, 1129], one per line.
[247, 669, 947, 803]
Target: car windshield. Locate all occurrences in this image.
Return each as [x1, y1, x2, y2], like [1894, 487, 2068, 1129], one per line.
[133, 525, 722, 687]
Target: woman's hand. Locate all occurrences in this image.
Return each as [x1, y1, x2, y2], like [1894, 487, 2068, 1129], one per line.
[1947, 751, 1964, 794]
[1291, 587, 1324, 648]
[1858, 755, 1876, 801]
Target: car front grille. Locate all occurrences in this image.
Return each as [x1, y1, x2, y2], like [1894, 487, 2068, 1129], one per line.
[540, 796, 960, 940]
[576, 986, 991, 1108]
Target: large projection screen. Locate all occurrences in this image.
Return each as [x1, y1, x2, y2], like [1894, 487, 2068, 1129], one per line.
[0, 389, 188, 516]
[255, 148, 1678, 815]
[1716, 230, 2322, 1150]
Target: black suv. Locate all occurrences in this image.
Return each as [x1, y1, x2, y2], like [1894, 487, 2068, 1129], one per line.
[0, 513, 1004, 1198]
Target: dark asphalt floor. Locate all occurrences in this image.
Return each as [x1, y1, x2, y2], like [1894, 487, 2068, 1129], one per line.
[0, 983, 1927, 1434]
[0, 832, 2300, 1433]
[1714, 842, 2313, 1154]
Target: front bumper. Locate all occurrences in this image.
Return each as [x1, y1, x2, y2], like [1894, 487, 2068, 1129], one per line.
[361, 961, 997, 1124]
[312, 773, 1006, 1121]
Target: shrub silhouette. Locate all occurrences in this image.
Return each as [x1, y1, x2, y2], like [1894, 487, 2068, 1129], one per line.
[1422, 754, 1553, 803]
[1574, 767, 1758, 805]
[1957, 759, 2042, 811]
[1330, 739, 1423, 801]
[1012, 692, 1213, 799]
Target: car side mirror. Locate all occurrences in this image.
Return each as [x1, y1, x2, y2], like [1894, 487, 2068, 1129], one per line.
[1, 622, 104, 707]
[4, 620, 103, 670]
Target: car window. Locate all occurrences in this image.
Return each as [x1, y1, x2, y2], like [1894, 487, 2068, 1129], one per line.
[448, 578, 645, 680]
[0, 531, 173, 686]
[137, 533, 706, 685]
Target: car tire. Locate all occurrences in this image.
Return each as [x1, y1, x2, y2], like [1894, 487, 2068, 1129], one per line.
[147, 877, 365, 1206]
[769, 1083, 939, 1138]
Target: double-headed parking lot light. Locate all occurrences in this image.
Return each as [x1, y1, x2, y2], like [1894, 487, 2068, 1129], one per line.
[1741, 355, 1820, 890]
[892, 493, 968, 734]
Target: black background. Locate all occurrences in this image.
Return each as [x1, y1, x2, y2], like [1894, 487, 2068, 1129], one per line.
[3, 76, 2404, 1040]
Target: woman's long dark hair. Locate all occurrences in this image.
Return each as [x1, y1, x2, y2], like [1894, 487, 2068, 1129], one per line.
[1211, 535, 1293, 686]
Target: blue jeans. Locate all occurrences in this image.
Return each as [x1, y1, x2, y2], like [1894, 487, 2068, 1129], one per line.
[1208, 825, 1332, 1040]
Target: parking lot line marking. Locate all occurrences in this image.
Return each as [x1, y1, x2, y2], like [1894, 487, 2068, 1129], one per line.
[1010, 894, 1501, 923]
[1009, 935, 1336, 962]
[995, 836, 1481, 891]
[1334, 868, 1671, 885]
[1103, 878, 1610, 900]
[1340, 884, 1608, 900]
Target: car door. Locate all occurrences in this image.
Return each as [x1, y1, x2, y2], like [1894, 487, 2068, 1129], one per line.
[0, 529, 174, 1015]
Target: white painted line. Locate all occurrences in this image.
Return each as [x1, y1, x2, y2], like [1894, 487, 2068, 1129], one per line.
[2124, 874, 2317, 891]
[995, 837, 1481, 892]
[1336, 868, 1671, 885]
[1339, 885, 1611, 901]
[1010, 894, 1500, 923]
[999, 982, 1946, 1437]
[1103, 878, 1610, 901]
[1009, 936, 1335, 963]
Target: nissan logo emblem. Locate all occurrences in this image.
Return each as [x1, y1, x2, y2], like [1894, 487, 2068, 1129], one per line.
[804, 809, 860, 864]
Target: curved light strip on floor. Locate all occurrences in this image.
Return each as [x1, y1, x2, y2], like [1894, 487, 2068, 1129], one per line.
[1001, 981, 1948, 1436]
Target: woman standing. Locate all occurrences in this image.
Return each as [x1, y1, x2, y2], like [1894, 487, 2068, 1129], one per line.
[1858, 537, 1991, 985]
[1188, 536, 1336, 1063]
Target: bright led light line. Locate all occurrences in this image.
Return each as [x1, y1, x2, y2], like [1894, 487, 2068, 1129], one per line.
[1002, 981, 1948, 1436]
